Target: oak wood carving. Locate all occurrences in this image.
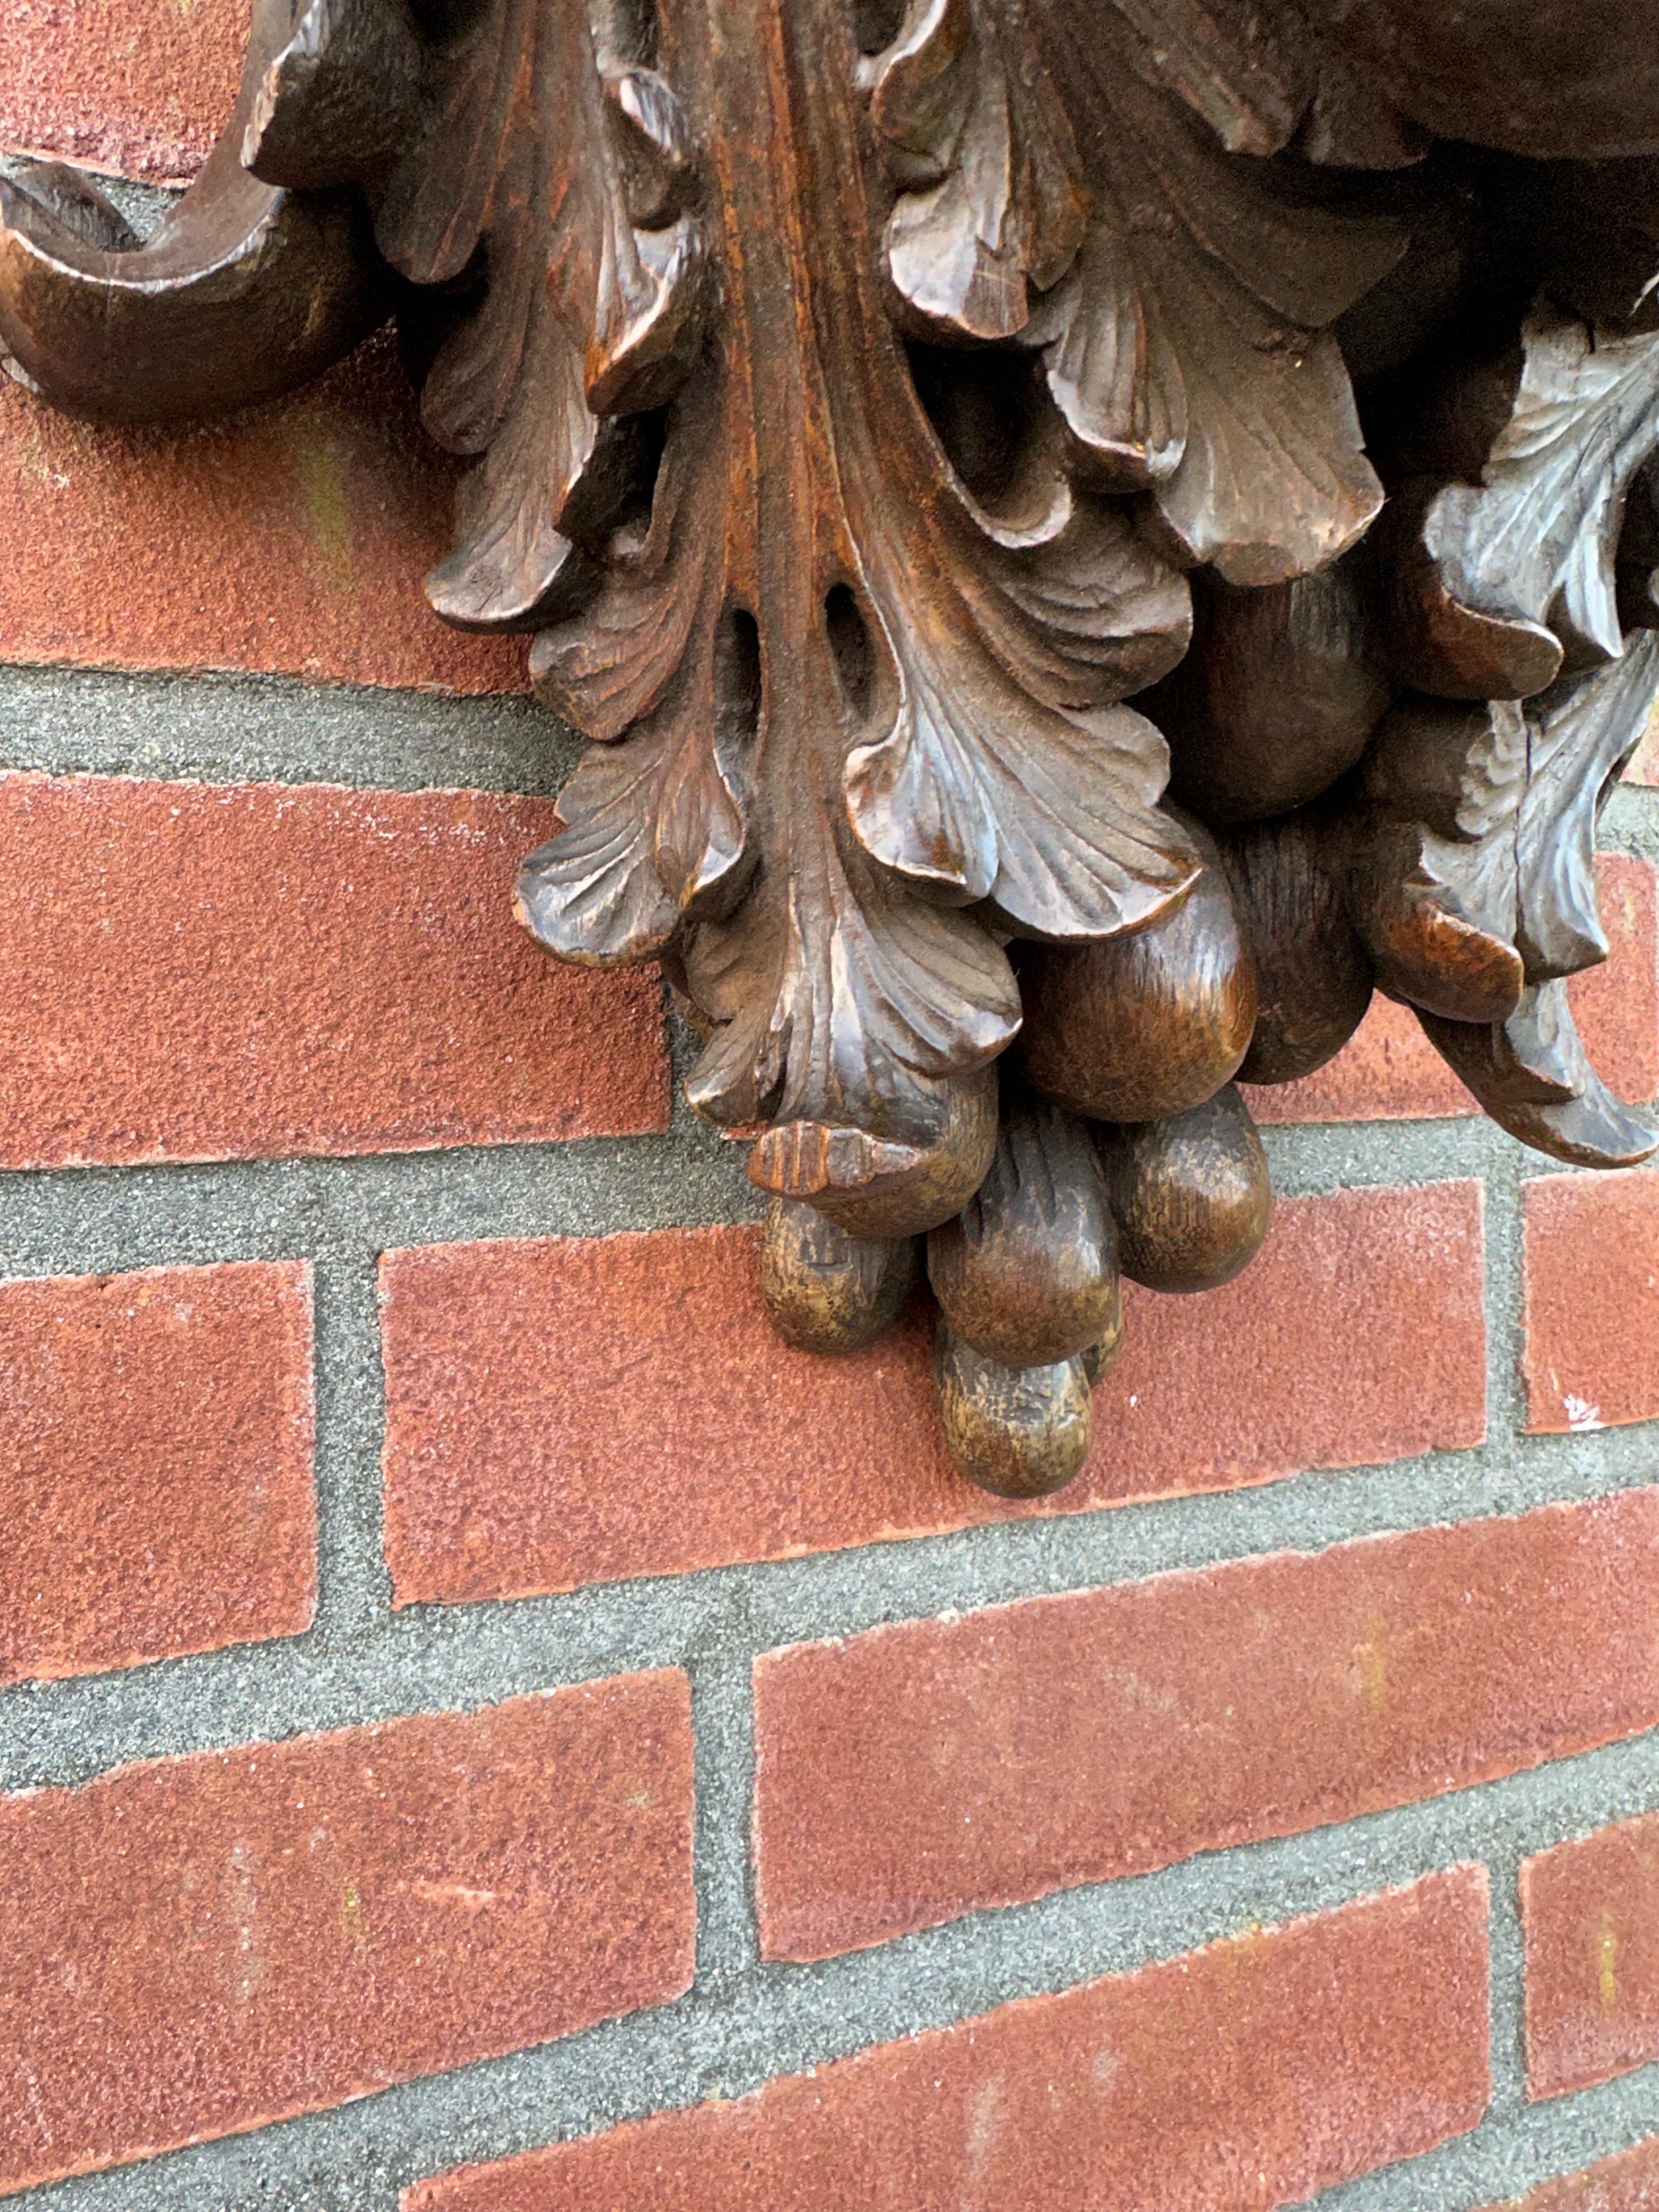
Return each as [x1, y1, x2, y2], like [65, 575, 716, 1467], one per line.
[8, 0, 1659, 1494]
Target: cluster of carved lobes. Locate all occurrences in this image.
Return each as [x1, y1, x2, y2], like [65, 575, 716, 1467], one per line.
[761, 710, 1652, 1498]
[7, 0, 1659, 1496]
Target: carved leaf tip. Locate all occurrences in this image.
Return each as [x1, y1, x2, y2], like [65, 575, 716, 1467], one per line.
[362, 0, 712, 635]
[868, 0, 1088, 341]
[1419, 984, 1659, 1171]
[843, 697, 1203, 940]
[1390, 308, 1659, 701]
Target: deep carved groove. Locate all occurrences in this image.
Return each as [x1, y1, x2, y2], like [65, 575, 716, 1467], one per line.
[714, 606, 764, 748]
[850, 0, 905, 58]
[825, 584, 876, 722]
[906, 343, 1043, 514]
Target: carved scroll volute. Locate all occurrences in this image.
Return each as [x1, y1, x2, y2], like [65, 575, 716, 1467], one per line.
[7, 0, 1659, 1497]
[0, 0, 384, 422]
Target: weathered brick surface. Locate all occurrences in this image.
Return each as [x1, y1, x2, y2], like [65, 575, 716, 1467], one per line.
[5, 33, 1652, 2186]
[0, 1676, 695, 2194]
[0, 1260, 314, 1684]
[1246, 991, 1474, 1126]
[1523, 1808, 1659, 2098]
[406, 1871, 1489, 2212]
[0, 338, 526, 696]
[0, 772, 668, 1166]
[381, 1183, 1485, 1605]
[1634, 711, 1659, 787]
[1481, 2140, 1659, 2210]
[0, 0, 244, 183]
[755, 1489, 1659, 1960]
[1249, 855, 1657, 1127]
[1522, 1170, 1659, 1434]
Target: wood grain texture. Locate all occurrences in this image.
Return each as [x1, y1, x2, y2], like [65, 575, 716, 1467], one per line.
[1097, 1084, 1274, 1295]
[1017, 808, 1258, 1122]
[759, 1200, 919, 1355]
[1220, 808, 1375, 1085]
[5, 0, 1659, 1488]
[934, 1323, 1095, 1499]
[927, 1095, 1121, 1368]
[1160, 557, 1392, 823]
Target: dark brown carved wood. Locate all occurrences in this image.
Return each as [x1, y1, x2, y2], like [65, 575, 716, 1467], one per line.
[8, 0, 1659, 1493]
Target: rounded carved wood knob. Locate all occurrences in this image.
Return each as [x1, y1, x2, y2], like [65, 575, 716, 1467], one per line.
[1160, 556, 1392, 825]
[749, 1067, 1000, 1239]
[1219, 808, 1375, 1086]
[934, 1322, 1094, 1498]
[759, 1198, 918, 1355]
[1015, 809, 1257, 1124]
[1097, 1083, 1273, 1294]
[927, 1099, 1121, 1369]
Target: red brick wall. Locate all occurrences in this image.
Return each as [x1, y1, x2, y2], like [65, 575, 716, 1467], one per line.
[4, 21, 1659, 2212]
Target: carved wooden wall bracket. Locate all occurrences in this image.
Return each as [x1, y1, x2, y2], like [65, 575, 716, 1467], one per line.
[8, 0, 1659, 1496]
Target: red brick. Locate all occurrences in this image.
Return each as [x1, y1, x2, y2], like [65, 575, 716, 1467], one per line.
[0, 336, 528, 696]
[1523, 1808, 1659, 2098]
[1481, 2140, 1659, 2210]
[1574, 859, 1659, 1102]
[1522, 1169, 1659, 1433]
[1633, 708, 1659, 787]
[0, 1675, 695, 2194]
[0, 772, 667, 1166]
[1249, 855, 1657, 1126]
[0, 0, 243, 184]
[381, 1184, 1485, 1606]
[0, 1260, 314, 1683]
[1247, 991, 1472, 1125]
[756, 1488, 1659, 1959]
[407, 1870, 1489, 2212]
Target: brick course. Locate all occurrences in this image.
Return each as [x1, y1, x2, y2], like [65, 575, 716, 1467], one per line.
[1523, 1808, 1659, 2098]
[755, 1489, 1659, 1959]
[0, 771, 668, 1166]
[406, 1870, 1489, 2212]
[381, 1182, 1486, 1604]
[0, 340, 526, 698]
[2, 30, 1658, 2204]
[0, 1677, 695, 2195]
[0, 1259, 315, 1683]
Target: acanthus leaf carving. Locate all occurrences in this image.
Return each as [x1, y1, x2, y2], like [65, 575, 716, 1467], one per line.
[870, 0, 1408, 583]
[1351, 693, 1531, 1025]
[7, 0, 1659, 1493]
[866, 0, 1088, 343]
[1102, 0, 1427, 168]
[1419, 981, 1659, 1172]
[1515, 634, 1659, 980]
[1387, 308, 1659, 698]
[507, 0, 1205, 1242]
[1349, 626, 1659, 1163]
[838, 492, 1199, 939]
[357, 0, 712, 631]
